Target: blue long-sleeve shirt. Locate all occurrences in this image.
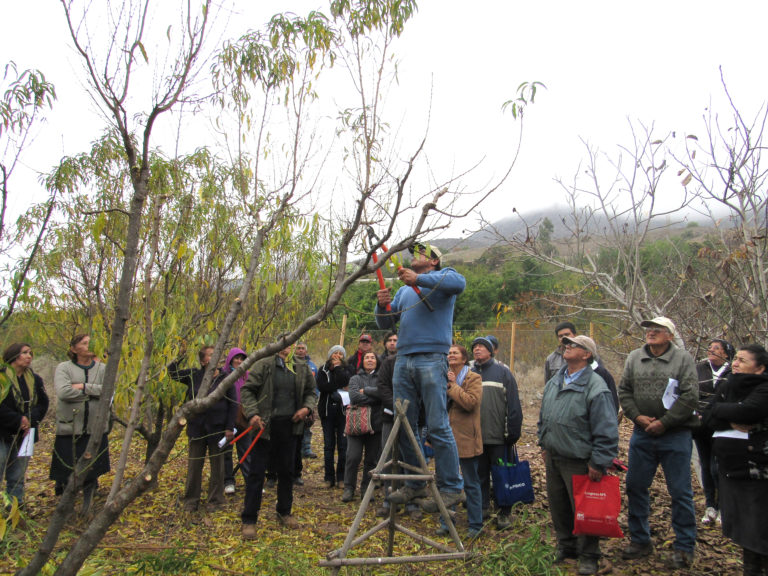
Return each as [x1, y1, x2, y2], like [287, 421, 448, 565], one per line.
[374, 267, 465, 355]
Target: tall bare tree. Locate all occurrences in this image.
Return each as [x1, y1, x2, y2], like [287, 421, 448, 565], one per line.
[504, 81, 767, 350]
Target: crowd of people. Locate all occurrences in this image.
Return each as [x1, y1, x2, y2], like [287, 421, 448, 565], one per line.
[1, 243, 767, 576]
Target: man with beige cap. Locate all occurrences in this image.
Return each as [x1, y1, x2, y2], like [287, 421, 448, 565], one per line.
[619, 316, 699, 569]
[538, 334, 618, 575]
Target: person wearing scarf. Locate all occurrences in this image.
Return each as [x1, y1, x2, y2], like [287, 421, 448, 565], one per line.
[435, 344, 483, 537]
[0, 343, 49, 505]
[703, 344, 768, 576]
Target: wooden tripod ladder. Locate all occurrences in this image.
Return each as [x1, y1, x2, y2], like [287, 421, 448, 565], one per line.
[319, 399, 470, 573]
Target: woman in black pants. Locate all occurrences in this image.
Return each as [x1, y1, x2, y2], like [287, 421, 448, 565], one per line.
[316, 345, 352, 488]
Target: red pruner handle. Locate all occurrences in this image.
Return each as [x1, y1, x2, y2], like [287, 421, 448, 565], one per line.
[232, 426, 264, 476]
[230, 426, 253, 445]
[372, 251, 391, 312]
[405, 279, 435, 312]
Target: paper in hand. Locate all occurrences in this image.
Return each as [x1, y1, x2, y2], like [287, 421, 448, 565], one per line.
[18, 428, 35, 457]
[662, 378, 679, 409]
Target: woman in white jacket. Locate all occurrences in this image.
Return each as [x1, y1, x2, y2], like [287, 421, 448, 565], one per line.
[49, 334, 110, 513]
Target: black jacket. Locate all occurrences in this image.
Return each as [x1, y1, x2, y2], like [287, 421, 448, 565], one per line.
[378, 355, 396, 423]
[348, 369, 384, 433]
[316, 362, 353, 419]
[702, 372, 768, 480]
[0, 368, 49, 446]
[168, 359, 236, 439]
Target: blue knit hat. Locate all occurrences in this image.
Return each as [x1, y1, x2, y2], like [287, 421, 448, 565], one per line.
[471, 337, 494, 357]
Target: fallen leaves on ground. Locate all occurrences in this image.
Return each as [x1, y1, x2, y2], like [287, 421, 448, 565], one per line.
[0, 412, 742, 575]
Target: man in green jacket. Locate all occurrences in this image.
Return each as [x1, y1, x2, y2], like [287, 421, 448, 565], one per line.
[239, 338, 316, 538]
[619, 316, 698, 569]
[538, 335, 618, 575]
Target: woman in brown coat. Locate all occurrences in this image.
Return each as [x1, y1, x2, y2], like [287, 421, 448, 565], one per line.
[442, 344, 483, 537]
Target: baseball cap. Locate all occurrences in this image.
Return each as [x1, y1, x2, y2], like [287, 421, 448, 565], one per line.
[562, 335, 597, 359]
[640, 316, 676, 334]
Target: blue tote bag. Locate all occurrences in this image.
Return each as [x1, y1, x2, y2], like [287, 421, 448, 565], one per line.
[491, 445, 535, 506]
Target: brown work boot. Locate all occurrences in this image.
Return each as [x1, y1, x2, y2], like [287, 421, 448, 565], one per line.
[277, 514, 300, 529]
[242, 523, 257, 540]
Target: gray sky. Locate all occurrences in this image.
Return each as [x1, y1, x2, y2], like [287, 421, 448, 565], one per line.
[3, 1, 767, 234]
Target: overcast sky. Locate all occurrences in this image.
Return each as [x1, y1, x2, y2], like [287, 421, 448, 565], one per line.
[3, 1, 767, 236]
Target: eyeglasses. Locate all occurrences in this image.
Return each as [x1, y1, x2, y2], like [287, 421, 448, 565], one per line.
[564, 343, 586, 350]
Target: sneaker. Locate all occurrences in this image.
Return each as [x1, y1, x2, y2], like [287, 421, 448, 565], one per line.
[701, 506, 718, 525]
[242, 523, 257, 540]
[622, 541, 654, 560]
[420, 491, 466, 513]
[496, 513, 512, 530]
[577, 557, 599, 575]
[670, 549, 694, 569]
[388, 485, 428, 505]
[341, 488, 355, 502]
[303, 451, 318, 459]
[277, 514, 300, 529]
[467, 527, 481, 539]
[224, 483, 235, 495]
[434, 526, 450, 536]
[294, 477, 304, 486]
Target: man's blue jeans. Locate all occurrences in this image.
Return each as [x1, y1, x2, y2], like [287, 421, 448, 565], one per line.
[626, 427, 696, 553]
[393, 352, 463, 494]
[0, 439, 29, 505]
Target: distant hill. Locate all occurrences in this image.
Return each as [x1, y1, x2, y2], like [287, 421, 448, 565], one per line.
[429, 205, 723, 265]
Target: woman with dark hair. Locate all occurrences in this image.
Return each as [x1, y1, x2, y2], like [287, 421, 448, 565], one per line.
[703, 344, 768, 576]
[316, 345, 352, 488]
[0, 343, 49, 505]
[695, 338, 734, 525]
[49, 334, 109, 513]
[342, 351, 383, 502]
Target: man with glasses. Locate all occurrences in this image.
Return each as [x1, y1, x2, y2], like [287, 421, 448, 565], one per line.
[545, 322, 619, 411]
[619, 316, 699, 569]
[539, 335, 618, 575]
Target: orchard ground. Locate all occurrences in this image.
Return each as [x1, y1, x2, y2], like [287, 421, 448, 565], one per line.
[1, 361, 741, 575]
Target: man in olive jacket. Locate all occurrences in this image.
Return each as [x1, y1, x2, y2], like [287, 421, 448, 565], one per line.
[619, 316, 699, 569]
[239, 340, 316, 538]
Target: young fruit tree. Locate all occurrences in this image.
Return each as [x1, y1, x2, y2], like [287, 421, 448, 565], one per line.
[11, 1, 530, 574]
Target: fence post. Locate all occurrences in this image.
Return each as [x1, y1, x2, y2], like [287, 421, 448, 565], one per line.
[509, 322, 516, 373]
[340, 315, 347, 347]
